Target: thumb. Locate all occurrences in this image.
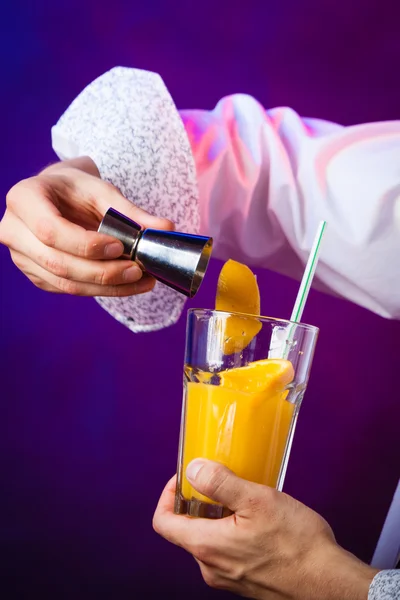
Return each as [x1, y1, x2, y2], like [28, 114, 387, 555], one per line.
[186, 459, 253, 513]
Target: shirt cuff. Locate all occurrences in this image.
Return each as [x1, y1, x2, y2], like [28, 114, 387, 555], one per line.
[369, 570, 400, 600]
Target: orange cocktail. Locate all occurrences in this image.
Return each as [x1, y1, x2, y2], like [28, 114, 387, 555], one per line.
[175, 261, 318, 518]
[181, 359, 295, 504]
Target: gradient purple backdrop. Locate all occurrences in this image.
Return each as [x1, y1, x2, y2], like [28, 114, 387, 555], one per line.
[0, 1, 399, 598]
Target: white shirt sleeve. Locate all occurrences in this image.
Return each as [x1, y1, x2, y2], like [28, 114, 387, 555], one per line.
[52, 67, 400, 330]
[182, 95, 400, 319]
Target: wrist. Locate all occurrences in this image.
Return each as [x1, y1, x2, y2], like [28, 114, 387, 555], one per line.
[311, 544, 378, 600]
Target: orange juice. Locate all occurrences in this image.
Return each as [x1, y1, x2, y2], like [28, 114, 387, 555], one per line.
[180, 358, 295, 504]
[176, 260, 318, 517]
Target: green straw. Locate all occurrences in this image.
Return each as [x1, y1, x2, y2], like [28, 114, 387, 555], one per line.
[290, 220, 327, 323]
[268, 220, 327, 360]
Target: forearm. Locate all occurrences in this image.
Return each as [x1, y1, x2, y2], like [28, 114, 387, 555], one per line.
[306, 548, 400, 600]
[323, 547, 378, 600]
[283, 545, 378, 600]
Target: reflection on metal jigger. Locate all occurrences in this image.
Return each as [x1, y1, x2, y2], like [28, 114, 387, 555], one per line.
[98, 208, 213, 298]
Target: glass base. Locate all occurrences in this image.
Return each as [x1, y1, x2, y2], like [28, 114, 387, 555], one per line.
[174, 493, 232, 519]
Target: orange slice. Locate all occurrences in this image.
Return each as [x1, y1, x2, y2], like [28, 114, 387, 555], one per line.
[219, 359, 294, 393]
[216, 259, 262, 354]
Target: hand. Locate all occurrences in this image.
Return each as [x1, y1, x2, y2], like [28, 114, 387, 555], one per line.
[153, 460, 377, 600]
[0, 157, 174, 296]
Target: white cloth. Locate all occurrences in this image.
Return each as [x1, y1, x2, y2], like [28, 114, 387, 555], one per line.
[52, 67, 199, 332]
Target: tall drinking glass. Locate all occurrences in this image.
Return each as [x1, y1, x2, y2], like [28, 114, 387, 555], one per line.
[175, 309, 319, 519]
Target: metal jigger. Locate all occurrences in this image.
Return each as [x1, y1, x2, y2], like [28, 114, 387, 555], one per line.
[98, 208, 213, 298]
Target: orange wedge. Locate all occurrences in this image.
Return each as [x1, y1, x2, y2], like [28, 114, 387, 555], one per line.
[219, 359, 294, 393]
[216, 259, 262, 354]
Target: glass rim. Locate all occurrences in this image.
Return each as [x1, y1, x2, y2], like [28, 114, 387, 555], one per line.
[188, 308, 319, 333]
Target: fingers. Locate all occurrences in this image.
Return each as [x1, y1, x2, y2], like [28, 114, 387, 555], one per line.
[2, 167, 175, 297]
[153, 475, 178, 520]
[153, 475, 220, 553]
[42, 165, 175, 232]
[4, 211, 144, 287]
[6, 178, 125, 260]
[6, 172, 175, 261]
[11, 251, 155, 297]
[185, 459, 266, 514]
[153, 475, 187, 546]
[11, 251, 64, 293]
[96, 188, 175, 232]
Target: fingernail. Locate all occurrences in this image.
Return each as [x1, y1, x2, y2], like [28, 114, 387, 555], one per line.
[123, 265, 142, 282]
[167, 220, 176, 231]
[104, 242, 123, 258]
[186, 459, 205, 482]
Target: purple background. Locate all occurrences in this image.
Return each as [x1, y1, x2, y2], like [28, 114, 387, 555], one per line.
[1, 1, 399, 598]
